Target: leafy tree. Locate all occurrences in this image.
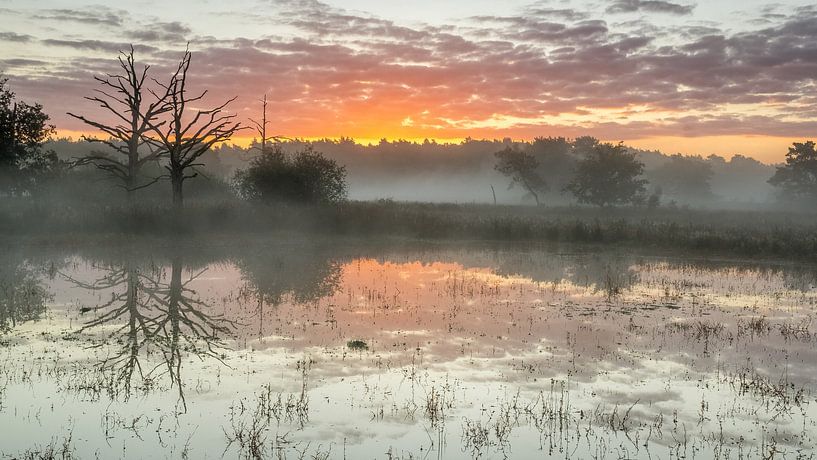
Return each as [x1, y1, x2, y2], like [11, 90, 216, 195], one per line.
[233, 145, 347, 204]
[0, 76, 57, 195]
[565, 142, 647, 206]
[528, 137, 576, 198]
[768, 141, 817, 200]
[494, 146, 547, 205]
[649, 154, 714, 204]
[572, 135, 600, 155]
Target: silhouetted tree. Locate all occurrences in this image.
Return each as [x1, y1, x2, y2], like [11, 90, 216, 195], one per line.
[528, 137, 577, 199]
[494, 146, 547, 205]
[233, 144, 347, 204]
[249, 94, 287, 155]
[148, 49, 242, 209]
[0, 76, 57, 195]
[565, 143, 647, 206]
[648, 154, 714, 204]
[572, 136, 600, 155]
[68, 47, 173, 200]
[768, 141, 817, 201]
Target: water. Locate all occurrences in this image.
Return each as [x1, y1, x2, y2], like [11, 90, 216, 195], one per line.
[1, 237, 816, 459]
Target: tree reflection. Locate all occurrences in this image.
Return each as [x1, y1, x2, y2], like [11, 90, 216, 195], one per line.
[0, 262, 50, 333]
[64, 254, 234, 409]
[569, 254, 638, 296]
[234, 244, 344, 337]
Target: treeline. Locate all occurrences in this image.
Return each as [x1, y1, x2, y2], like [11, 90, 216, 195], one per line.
[42, 136, 782, 208]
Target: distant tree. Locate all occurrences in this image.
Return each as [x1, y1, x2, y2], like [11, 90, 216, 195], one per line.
[649, 154, 714, 204]
[0, 76, 57, 195]
[68, 47, 173, 201]
[565, 143, 647, 207]
[233, 144, 347, 204]
[528, 137, 576, 198]
[572, 136, 600, 155]
[494, 146, 547, 205]
[768, 141, 817, 200]
[148, 49, 242, 209]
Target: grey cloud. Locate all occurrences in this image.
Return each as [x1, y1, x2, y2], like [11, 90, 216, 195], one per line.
[0, 32, 33, 42]
[41, 39, 157, 54]
[606, 0, 695, 15]
[33, 8, 126, 26]
[127, 22, 192, 43]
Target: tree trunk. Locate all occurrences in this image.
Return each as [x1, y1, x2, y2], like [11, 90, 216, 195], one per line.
[171, 172, 184, 210]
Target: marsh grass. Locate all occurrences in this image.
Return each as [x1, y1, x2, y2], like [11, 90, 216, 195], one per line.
[3, 200, 817, 259]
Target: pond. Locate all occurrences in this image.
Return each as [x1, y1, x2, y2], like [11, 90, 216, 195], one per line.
[1, 236, 816, 459]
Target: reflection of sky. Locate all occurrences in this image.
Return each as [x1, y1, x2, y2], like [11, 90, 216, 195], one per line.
[2, 247, 817, 457]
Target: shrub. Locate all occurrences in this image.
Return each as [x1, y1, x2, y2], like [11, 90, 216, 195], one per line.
[233, 145, 347, 204]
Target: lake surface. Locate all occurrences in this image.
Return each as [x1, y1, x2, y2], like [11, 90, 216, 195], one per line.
[1, 237, 816, 459]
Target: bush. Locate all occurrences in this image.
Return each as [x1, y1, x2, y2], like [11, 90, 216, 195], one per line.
[233, 145, 347, 204]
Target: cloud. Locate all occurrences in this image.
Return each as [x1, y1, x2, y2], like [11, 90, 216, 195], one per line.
[0, 32, 33, 42]
[127, 22, 192, 43]
[41, 39, 157, 54]
[33, 8, 126, 26]
[606, 0, 695, 15]
[2, 0, 815, 142]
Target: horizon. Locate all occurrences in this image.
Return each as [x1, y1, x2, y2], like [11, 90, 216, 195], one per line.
[2, 0, 816, 163]
[47, 132, 789, 165]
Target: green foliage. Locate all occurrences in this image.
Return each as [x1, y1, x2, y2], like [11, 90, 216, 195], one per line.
[768, 141, 817, 201]
[0, 76, 57, 195]
[494, 146, 547, 205]
[233, 145, 347, 204]
[565, 143, 647, 207]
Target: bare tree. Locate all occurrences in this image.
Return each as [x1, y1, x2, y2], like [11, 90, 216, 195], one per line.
[148, 49, 243, 209]
[68, 46, 172, 200]
[249, 94, 271, 154]
[248, 94, 289, 155]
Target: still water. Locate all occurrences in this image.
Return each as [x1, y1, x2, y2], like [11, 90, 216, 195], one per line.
[1, 237, 815, 459]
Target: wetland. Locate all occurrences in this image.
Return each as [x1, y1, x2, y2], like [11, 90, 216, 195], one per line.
[1, 236, 816, 459]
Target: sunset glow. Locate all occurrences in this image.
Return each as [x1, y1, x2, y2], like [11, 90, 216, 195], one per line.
[1, 0, 815, 162]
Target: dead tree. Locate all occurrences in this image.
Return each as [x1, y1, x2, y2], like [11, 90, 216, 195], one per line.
[248, 94, 289, 154]
[67, 46, 172, 200]
[249, 94, 271, 154]
[148, 49, 242, 209]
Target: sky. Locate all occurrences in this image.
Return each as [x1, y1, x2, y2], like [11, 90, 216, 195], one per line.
[0, 0, 815, 163]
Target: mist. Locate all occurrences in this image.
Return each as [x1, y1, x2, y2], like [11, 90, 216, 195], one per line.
[44, 136, 780, 209]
